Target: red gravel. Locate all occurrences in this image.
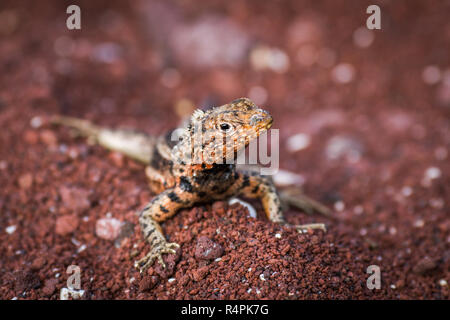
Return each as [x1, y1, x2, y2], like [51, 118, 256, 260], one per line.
[0, 0, 449, 299]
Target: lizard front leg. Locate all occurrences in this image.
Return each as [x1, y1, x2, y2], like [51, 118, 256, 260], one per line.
[135, 187, 196, 273]
[234, 172, 326, 232]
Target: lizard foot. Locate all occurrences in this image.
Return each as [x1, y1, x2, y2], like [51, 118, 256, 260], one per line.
[295, 223, 327, 233]
[134, 242, 180, 273]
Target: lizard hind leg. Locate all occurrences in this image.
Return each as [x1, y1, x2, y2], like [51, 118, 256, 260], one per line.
[236, 172, 327, 233]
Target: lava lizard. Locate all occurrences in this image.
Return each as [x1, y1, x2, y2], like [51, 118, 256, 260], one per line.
[52, 98, 329, 273]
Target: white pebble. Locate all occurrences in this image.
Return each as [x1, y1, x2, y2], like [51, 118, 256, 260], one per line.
[439, 279, 448, 287]
[434, 147, 447, 160]
[60, 287, 85, 300]
[353, 205, 364, 215]
[331, 63, 355, 84]
[214, 257, 222, 262]
[30, 116, 43, 128]
[273, 169, 305, 186]
[250, 46, 290, 73]
[248, 86, 268, 105]
[425, 167, 441, 180]
[334, 201, 345, 212]
[390, 284, 396, 290]
[5, 225, 16, 234]
[325, 135, 362, 162]
[389, 227, 397, 236]
[429, 198, 444, 209]
[422, 65, 441, 85]
[77, 244, 87, 253]
[413, 219, 425, 228]
[353, 27, 374, 48]
[259, 273, 266, 281]
[401, 186, 413, 197]
[228, 198, 257, 218]
[275, 233, 282, 239]
[95, 217, 122, 240]
[286, 133, 311, 152]
[168, 278, 176, 283]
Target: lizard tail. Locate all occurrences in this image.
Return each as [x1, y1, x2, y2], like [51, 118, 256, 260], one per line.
[51, 115, 155, 165]
[51, 115, 101, 138]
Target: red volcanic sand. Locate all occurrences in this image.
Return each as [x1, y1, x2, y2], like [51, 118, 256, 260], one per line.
[0, 0, 449, 299]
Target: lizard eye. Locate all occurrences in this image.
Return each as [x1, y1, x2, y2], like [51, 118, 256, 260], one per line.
[219, 122, 232, 132]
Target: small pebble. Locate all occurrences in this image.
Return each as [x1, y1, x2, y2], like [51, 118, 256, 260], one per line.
[334, 201, 345, 212]
[353, 27, 374, 48]
[30, 116, 43, 128]
[248, 86, 268, 105]
[228, 198, 257, 218]
[438, 279, 448, 287]
[5, 225, 16, 234]
[331, 63, 355, 84]
[424, 167, 441, 180]
[353, 205, 364, 215]
[422, 65, 441, 85]
[401, 186, 413, 197]
[286, 133, 311, 152]
[95, 217, 122, 240]
[413, 257, 436, 274]
[18, 173, 33, 189]
[434, 147, 447, 160]
[195, 236, 224, 261]
[250, 46, 290, 73]
[55, 214, 79, 236]
[273, 169, 305, 186]
[413, 219, 425, 228]
[60, 287, 85, 300]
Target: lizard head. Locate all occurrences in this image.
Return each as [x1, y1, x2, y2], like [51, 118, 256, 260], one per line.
[173, 98, 273, 165]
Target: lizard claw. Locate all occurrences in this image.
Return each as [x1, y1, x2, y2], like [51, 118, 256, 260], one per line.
[134, 242, 180, 273]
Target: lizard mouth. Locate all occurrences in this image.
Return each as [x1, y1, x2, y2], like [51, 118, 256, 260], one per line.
[266, 117, 273, 129]
[251, 110, 273, 132]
